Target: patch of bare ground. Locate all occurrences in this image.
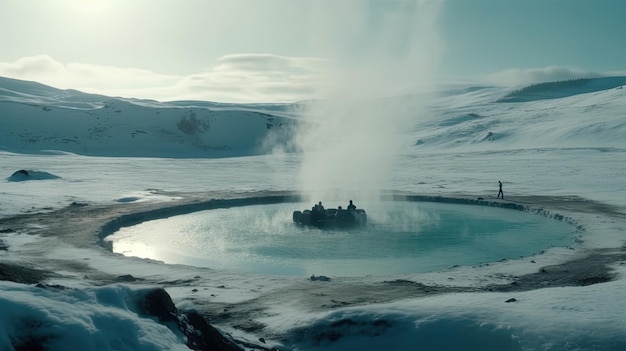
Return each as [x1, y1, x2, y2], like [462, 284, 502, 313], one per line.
[507, 195, 626, 219]
[0, 262, 55, 284]
[486, 247, 626, 292]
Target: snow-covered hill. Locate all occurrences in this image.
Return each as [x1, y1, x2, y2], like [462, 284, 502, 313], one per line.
[1, 76, 625, 158]
[497, 77, 626, 102]
[0, 77, 296, 158]
[418, 78, 626, 151]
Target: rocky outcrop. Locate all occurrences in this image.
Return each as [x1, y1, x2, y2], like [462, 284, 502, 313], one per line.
[7, 169, 61, 182]
[0, 262, 52, 284]
[137, 288, 244, 351]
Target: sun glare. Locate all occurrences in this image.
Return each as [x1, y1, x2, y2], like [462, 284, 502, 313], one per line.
[73, 0, 112, 14]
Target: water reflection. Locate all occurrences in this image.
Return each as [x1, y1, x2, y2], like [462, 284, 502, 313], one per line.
[107, 201, 573, 276]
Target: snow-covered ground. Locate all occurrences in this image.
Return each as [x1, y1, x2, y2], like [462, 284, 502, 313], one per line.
[1, 76, 626, 350]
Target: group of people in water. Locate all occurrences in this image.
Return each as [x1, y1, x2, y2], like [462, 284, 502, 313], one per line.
[311, 200, 357, 221]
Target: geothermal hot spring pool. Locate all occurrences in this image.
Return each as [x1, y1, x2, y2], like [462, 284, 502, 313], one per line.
[106, 201, 574, 276]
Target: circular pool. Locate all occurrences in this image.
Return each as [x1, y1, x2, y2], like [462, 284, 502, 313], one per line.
[106, 201, 574, 276]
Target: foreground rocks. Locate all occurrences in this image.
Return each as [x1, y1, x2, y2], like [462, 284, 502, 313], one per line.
[137, 288, 245, 351]
[0, 262, 53, 284]
[1, 283, 257, 350]
[0, 265, 271, 351]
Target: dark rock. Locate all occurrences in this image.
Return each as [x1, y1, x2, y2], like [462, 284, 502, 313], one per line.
[70, 202, 88, 207]
[182, 311, 243, 351]
[8, 170, 61, 182]
[35, 283, 68, 290]
[505, 298, 517, 303]
[137, 288, 178, 322]
[117, 274, 139, 282]
[0, 262, 51, 284]
[310, 274, 331, 282]
[137, 288, 243, 350]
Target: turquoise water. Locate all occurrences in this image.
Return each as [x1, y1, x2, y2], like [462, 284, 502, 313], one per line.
[107, 201, 574, 276]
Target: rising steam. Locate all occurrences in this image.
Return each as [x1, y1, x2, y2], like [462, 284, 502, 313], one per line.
[293, 0, 444, 204]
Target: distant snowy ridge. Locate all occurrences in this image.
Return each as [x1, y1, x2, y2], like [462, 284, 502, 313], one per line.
[0, 77, 296, 158]
[417, 76, 626, 151]
[497, 76, 626, 102]
[2, 75, 626, 157]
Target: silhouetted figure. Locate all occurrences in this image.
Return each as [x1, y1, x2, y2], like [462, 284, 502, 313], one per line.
[497, 181, 504, 199]
[311, 204, 319, 222]
[312, 202, 325, 223]
[335, 205, 345, 220]
[347, 200, 356, 211]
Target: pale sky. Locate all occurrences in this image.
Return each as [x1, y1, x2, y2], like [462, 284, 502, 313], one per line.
[1, 0, 624, 102]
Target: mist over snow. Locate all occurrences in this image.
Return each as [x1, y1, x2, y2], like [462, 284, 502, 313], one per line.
[1, 73, 626, 351]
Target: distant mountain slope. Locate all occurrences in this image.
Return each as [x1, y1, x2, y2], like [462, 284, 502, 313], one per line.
[0, 77, 297, 158]
[2, 75, 626, 158]
[497, 77, 626, 102]
[415, 77, 626, 151]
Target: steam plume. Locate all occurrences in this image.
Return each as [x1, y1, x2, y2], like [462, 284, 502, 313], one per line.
[294, 0, 444, 204]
